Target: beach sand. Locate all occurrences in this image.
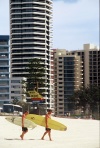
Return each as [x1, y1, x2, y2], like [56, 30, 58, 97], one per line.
[0, 116, 99, 148]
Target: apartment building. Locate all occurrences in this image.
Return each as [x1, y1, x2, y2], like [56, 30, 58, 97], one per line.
[53, 49, 83, 116]
[53, 44, 99, 116]
[70, 44, 100, 87]
[9, 77, 27, 102]
[10, 0, 53, 110]
[0, 35, 10, 106]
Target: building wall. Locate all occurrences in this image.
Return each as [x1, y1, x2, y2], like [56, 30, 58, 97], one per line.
[10, 77, 27, 102]
[10, 0, 53, 110]
[53, 43, 99, 116]
[0, 35, 10, 106]
[53, 49, 83, 116]
[83, 44, 100, 87]
[69, 43, 99, 87]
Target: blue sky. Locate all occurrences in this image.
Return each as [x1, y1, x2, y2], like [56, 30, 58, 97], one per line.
[0, 0, 99, 50]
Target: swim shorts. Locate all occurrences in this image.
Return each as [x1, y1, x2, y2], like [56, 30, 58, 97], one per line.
[46, 128, 51, 131]
[22, 127, 28, 132]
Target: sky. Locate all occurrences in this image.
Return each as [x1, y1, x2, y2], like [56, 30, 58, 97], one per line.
[0, 116, 99, 148]
[0, 0, 99, 50]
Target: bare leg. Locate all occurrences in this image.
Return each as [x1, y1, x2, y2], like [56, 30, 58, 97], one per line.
[41, 131, 48, 140]
[20, 131, 28, 140]
[48, 131, 52, 141]
[20, 132, 24, 140]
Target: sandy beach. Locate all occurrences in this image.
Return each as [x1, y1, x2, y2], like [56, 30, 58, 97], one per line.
[0, 116, 99, 148]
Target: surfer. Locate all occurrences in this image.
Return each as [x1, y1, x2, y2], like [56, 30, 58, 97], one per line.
[41, 109, 52, 141]
[20, 110, 29, 140]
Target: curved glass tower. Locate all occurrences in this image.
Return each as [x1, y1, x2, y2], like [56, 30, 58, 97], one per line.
[10, 0, 53, 110]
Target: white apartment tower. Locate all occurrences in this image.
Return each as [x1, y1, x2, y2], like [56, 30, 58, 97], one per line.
[10, 0, 53, 109]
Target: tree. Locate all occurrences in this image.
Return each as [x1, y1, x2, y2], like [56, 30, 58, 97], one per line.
[22, 58, 46, 115]
[24, 58, 46, 94]
[71, 84, 100, 118]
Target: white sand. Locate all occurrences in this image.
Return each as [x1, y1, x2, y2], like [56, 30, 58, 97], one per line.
[0, 116, 99, 148]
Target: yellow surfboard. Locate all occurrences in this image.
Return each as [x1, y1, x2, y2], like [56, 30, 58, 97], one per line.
[26, 114, 67, 131]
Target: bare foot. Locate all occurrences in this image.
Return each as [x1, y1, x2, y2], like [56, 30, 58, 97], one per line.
[20, 135, 23, 140]
[41, 138, 44, 140]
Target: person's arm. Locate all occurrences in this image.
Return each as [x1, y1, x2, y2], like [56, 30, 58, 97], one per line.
[45, 114, 48, 128]
[22, 115, 24, 127]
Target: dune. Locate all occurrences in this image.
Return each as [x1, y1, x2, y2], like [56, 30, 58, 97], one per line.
[0, 116, 99, 148]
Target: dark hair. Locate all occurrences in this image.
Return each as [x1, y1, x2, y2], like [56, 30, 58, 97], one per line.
[47, 109, 52, 112]
[24, 110, 28, 114]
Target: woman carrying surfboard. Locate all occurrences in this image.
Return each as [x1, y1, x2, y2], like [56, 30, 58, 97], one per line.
[41, 109, 52, 141]
[20, 110, 29, 140]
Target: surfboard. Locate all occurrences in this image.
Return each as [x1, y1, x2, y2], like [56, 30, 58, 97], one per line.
[5, 116, 37, 129]
[26, 114, 67, 131]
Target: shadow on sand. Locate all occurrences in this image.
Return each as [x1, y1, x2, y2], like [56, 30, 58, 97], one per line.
[5, 138, 35, 140]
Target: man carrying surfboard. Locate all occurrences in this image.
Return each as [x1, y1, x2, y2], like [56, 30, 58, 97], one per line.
[41, 109, 52, 141]
[20, 110, 29, 140]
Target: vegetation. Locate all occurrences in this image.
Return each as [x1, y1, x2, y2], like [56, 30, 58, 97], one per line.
[23, 58, 46, 93]
[11, 58, 46, 114]
[22, 58, 46, 114]
[70, 84, 100, 119]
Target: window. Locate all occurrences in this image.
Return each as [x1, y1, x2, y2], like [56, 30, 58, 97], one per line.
[59, 74, 62, 76]
[59, 103, 63, 105]
[59, 82, 63, 84]
[59, 78, 62, 80]
[59, 99, 63, 101]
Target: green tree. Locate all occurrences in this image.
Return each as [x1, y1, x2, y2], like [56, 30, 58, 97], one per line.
[21, 58, 46, 115]
[24, 58, 46, 94]
[71, 84, 100, 118]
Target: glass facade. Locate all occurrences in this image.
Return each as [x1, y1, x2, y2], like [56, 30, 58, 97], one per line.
[64, 57, 75, 114]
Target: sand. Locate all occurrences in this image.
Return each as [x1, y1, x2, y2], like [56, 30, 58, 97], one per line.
[0, 116, 99, 148]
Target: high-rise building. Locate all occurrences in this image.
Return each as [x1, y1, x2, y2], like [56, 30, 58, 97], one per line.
[70, 44, 100, 87]
[53, 49, 83, 116]
[0, 35, 10, 106]
[10, 77, 27, 102]
[10, 0, 53, 110]
[53, 44, 100, 116]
